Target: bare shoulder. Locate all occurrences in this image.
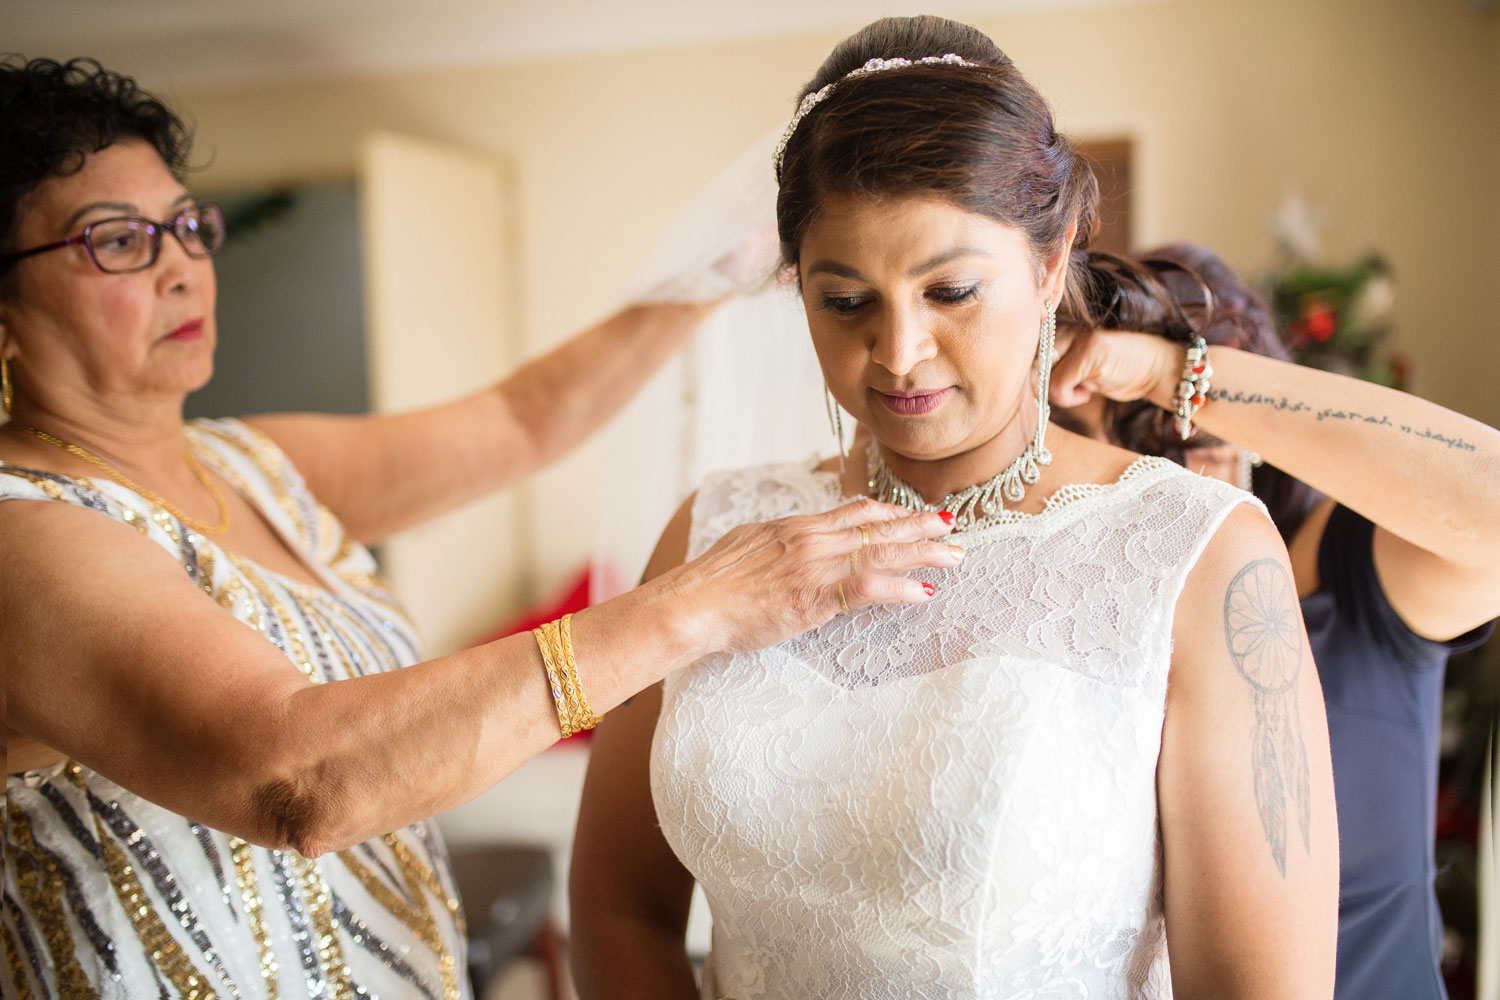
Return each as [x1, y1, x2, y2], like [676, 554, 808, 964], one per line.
[1171, 502, 1299, 698]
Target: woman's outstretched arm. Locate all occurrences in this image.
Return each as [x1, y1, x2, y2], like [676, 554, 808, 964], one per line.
[247, 301, 708, 543]
[1052, 333, 1500, 638]
[2, 494, 957, 857]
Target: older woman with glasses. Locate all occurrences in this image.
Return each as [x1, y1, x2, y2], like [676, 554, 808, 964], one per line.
[0, 58, 956, 999]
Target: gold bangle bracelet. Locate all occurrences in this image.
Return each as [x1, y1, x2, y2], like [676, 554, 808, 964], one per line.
[533, 615, 600, 738]
[558, 614, 601, 731]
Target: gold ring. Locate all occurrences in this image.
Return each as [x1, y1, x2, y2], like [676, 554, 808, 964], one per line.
[837, 581, 849, 611]
[858, 524, 871, 548]
[849, 547, 861, 575]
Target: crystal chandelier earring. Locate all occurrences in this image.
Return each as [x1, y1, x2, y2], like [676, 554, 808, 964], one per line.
[1031, 298, 1057, 468]
[824, 383, 847, 476]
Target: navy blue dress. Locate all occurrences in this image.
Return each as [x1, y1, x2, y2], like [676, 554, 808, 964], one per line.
[1303, 504, 1494, 1000]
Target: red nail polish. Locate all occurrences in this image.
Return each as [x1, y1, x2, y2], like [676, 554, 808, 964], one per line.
[937, 511, 956, 526]
[922, 582, 937, 596]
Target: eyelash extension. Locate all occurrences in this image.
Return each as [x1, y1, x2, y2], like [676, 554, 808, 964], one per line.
[818, 284, 979, 314]
[818, 295, 869, 314]
[928, 285, 979, 304]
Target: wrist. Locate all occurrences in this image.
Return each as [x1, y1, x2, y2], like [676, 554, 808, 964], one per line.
[1145, 337, 1184, 412]
[633, 565, 720, 670]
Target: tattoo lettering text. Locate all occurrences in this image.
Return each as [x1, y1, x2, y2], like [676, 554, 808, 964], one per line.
[1223, 558, 1311, 876]
[1209, 389, 1478, 451]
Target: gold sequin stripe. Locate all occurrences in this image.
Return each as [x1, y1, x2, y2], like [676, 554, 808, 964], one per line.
[63, 767, 225, 1000]
[290, 854, 356, 1000]
[408, 824, 466, 940]
[96, 827, 220, 999]
[118, 505, 152, 536]
[344, 838, 452, 989]
[333, 850, 428, 940]
[214, 574, 252, 619]
[299, 593, 394, 680]
[387, 833, 462, 941]
[86, 792, 242, 998]
[225, 556, 315, 678]
[7, 810, 99, 998]
[14, 787, 120, 976]
[228, 838, 279, 997]
[383, 835, 461, 999]
[191, 424, 306, 545]
[2, 910, 39, 1000]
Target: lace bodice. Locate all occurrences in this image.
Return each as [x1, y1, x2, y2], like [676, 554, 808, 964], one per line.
[652, 457, 1264, 999]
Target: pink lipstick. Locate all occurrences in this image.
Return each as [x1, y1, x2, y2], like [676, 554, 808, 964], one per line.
[165, 318, 204, 342]
[875, 387, 951, 416]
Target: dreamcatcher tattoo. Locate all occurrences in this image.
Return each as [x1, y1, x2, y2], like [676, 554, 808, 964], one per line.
[1223, 558, 1310, 876]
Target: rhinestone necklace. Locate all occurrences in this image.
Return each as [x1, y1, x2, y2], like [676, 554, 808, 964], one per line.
[865, 437, 1052, 531]
[13, 423, 232, 535]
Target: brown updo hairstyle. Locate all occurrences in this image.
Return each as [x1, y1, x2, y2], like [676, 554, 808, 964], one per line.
[1082, 244, 1323, 540]
[776, 16, 1100, 321]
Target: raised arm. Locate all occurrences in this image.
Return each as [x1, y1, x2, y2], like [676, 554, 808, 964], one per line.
[246, 302, 707, 543]
[1158, 504, 1339, 997]
[3, 494, 956, 857]
[1052, 331, 1500, 638]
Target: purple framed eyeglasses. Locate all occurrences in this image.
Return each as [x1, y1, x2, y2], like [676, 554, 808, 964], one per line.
[2, 202, 226, 274]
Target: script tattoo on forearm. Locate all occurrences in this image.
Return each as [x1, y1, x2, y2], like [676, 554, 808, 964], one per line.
[1223, 558, 1311, 877]
[1209, 388, 1478, 451]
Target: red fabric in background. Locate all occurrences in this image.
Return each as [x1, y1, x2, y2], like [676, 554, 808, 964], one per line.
[470, 566, 598, 742]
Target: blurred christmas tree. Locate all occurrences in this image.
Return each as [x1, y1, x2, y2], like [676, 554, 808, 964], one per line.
[1264, 194, 1410, 389]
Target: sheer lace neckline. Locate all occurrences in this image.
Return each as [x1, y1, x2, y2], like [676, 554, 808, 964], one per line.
[812, 454, 1179, 540]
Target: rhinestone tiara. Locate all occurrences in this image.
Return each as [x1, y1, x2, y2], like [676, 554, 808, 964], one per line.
[772, 53, 980, 180]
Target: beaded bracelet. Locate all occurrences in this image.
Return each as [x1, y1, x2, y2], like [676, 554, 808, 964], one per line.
[1173, 337, 1212, 441]
[532, 614, 600, 738]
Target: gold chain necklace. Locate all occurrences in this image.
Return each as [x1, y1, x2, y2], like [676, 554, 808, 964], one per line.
[13, 424, 232, 536]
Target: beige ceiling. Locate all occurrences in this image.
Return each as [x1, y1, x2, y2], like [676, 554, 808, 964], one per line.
[6, 0, 1166, 89]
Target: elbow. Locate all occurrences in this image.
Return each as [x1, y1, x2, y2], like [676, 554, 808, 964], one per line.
[246, 762, 360, 858]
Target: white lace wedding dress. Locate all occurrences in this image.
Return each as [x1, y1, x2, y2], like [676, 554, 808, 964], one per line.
[650, 456, 1263, 999]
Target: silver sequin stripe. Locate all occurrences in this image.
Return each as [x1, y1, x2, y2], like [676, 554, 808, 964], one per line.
[332, 893, 438, 1000]
[189, 822, 234, 916]
[37, 781, 105, 864]
[87, 791, 243, 1000]
[10, 811, 120, 976]
[328, 592, 417, 670]
[270, 850, 330, 1000]
[299, 610, 342, 680]
[304, 600, 373, 680]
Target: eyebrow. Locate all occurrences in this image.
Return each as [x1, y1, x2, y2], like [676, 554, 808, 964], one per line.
[804, 247, 991, 282]
[63, 192, 194, 234]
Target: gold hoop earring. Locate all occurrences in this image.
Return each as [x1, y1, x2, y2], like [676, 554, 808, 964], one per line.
[2, 356, 11, 416]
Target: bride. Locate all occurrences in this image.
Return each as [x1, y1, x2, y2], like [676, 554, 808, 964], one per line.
[570, 16, 1338, 998]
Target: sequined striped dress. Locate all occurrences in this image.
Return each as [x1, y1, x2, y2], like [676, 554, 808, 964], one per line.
[2, 417, 469, 1000]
